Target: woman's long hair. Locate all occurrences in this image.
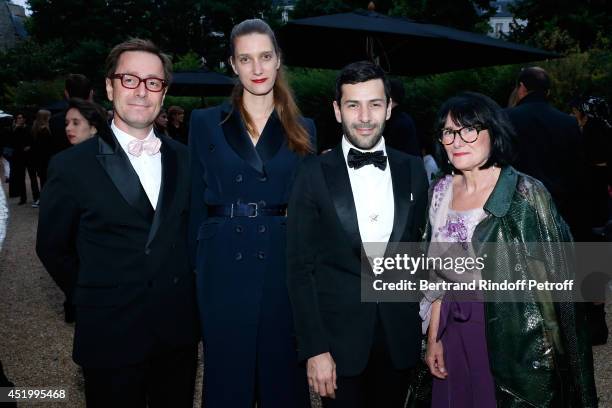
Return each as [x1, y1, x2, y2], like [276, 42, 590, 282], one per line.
[31, 109, 51, 141]
[227, 19, 312, 154]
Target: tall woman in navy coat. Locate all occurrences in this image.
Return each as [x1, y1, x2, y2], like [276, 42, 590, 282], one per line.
[189, 19, 316, 408]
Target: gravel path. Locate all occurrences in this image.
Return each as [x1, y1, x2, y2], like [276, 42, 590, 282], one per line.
[0, 181, 609, 407]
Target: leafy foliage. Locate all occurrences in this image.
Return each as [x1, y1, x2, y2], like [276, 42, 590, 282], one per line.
[507, 0, 612, 53]
[390, 0, 494, 33]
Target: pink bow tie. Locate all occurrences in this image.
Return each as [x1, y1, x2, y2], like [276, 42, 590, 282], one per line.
[127, 136, 161, 157]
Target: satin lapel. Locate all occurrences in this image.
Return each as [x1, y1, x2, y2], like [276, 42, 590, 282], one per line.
[256, 111, 284, 163]
[321, 146, 362, 257]
[146, 135, 177, 248]
[221, 105, 265, 174]
[387, 148, 412, 243]
[95, 132, 154, 222]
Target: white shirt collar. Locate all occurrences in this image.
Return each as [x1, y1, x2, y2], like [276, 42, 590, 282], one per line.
[111, 120, 156, 152]
[341, 135, 387, 162]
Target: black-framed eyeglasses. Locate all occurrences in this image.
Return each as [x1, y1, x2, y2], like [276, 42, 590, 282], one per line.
[109, 73, 168, 92]
[439, 125, 486, 145]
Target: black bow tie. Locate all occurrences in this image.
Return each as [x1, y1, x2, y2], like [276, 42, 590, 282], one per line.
[347, 148, 388, 170]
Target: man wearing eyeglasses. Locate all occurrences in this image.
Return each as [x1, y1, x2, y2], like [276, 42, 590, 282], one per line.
[36, 39, 199, 408]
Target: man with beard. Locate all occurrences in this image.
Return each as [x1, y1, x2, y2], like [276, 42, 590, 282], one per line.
[287, 61, 428, 407]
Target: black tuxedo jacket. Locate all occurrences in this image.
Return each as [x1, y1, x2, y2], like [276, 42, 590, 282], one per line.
[287, 144, 428, 376]
[36, 129, 200, 369]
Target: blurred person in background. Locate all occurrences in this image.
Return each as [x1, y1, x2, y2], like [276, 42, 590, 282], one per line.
[65, 98, 110, 146]
[49, 74, 94, 155]
[0, 115, 13, 183]
[168, 105, 188, 144]
[569, 95, 611, 345]
[506, 66, 587, 240]
[30, 109, 52, 207]
[9, 113, 38, 205]
[154, 107, 169, 136]
[384, 78, 420, 156]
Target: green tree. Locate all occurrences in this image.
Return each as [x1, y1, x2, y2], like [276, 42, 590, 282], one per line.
[200, 0, 280, 68]
[291, 0, 394, 19]
[507, 0, 612, 53]
[390, 0, 494, 33]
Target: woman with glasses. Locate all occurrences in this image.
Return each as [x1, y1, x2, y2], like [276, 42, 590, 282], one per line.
[188, 19, 316, 408]
[420, 92, 596, 407]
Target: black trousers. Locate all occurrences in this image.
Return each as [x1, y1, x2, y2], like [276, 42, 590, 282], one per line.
[322, 318, 411, 408]
[11, 160, 39, 202]
[83, 343, 198, 408]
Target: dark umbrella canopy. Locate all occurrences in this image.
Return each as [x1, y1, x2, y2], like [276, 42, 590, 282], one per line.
[168, 69, 236, 97]
[279, 10, 559, 76]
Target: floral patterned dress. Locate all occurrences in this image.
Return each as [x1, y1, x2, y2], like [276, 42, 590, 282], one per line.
[424, 175, 497, 408]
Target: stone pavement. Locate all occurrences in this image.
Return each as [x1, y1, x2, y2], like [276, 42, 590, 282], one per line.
[0, 182, 609, 407]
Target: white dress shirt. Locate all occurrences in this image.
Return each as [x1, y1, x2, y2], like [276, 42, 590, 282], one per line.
[342, 136, 395, 246]
[111, 122, 162, 209]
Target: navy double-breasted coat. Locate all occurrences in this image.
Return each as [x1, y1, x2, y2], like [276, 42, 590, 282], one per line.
[188, 103, 316, 407]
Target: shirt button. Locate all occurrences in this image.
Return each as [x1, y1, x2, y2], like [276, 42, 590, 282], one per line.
[235, 225, 243, 233]
[258, 225, 266, 233]
[235, 174, 243, 183]
[257, 251, 266, 260]
[532, 361, 540, 369]
[235, 252, 243, 261]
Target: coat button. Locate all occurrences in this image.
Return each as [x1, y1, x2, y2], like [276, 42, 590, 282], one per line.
[145, 248, 151, 255]
[235, 174, 243, 183]
[259, 175, 267, 182]
[257, 251, 266, 260]
[235, 252, 243, 261]
[532, 361, 540, 369]
[258, 225, 266, 233]
[173, 276, 179, 284]
[209, 144, 215, 152]
[235, 225, 243, 233]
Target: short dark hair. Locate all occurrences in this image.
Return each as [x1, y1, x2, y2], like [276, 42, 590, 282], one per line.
[517, 66, 550, 93]
[389, 78, 405, 105]
[434, 92, 515, 174]
[335, 61, 391, 104]
[67, 98, 110, 136]
[105, 38, 172, 82]
[65, 74, 92, 99]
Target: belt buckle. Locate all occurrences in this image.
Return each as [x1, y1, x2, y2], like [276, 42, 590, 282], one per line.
[247, 202, 258, 218]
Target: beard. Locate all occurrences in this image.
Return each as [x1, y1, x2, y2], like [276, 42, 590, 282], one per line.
[342, 120, 386, 150]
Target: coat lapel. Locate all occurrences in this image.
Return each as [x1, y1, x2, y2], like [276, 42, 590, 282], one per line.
[146, 134, 177, 248]
[321, 145, 362, 257]
[220, 104, 265, 174]
[256, 110, 284, 163]
[96, 131, 154, 222]
[387, 148, 413, 244]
